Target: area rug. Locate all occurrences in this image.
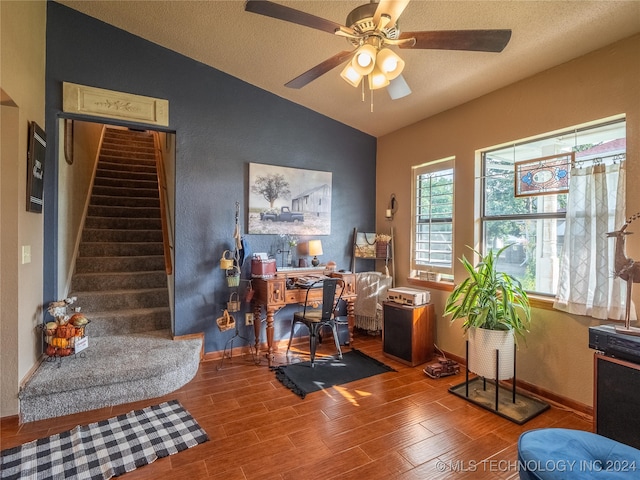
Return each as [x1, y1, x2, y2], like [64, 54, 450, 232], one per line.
[273, 349, 396, 398]
[1, 400, 208, 480]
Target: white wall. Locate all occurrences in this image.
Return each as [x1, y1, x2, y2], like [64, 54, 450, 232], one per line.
[57, 120, 103, 296]
[0, 0, 47, 417]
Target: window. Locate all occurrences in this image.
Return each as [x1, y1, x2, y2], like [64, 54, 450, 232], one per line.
[412, 158, 454, 277]
[481, 118, 626, 296]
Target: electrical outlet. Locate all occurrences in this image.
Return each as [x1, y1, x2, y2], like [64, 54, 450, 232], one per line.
[245, 313, 254, 326]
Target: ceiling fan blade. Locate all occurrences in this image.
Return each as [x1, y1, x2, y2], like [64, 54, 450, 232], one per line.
[373, 0, 411, 28]
[245, 0, 345, 35]
[387, 75, 412, 100]
[399, 30, 512, 52]
[285, 50, 355, 89]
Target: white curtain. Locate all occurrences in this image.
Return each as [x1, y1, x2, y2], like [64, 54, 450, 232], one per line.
[554, 162, 635, 320]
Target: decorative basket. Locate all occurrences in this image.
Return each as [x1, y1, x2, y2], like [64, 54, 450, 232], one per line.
[226, 266, 240, 287]
[220, 250, 234, 270]
[39, 319, 90, 359]
[376, 241, 389, 258]
[216, 309, 235, 332]
[227, 292, 240, 312]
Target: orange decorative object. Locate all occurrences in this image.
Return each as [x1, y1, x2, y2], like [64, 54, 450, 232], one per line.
[56, 324, 76, 338]
[50, 337, 69, 348]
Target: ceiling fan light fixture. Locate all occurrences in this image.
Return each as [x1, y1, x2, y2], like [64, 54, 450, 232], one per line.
[377, 48, 405, 80]
[340, 63, 363, 87]
[368, 64, 390, 90]
[352, 44, 377, 75]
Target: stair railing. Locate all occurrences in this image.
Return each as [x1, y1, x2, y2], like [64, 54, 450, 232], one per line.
[152, 132, 173, 276]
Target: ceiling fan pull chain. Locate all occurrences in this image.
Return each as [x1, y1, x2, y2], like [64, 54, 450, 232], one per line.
[370, 87, 374, 113]
[361, 79, 365, 102]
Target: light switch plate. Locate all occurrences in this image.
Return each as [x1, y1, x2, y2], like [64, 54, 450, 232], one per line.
[245, 313, 254, 326]
[21, 245, 31, 264]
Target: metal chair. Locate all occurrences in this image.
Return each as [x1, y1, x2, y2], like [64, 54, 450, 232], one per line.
[286, 277, 344, 367]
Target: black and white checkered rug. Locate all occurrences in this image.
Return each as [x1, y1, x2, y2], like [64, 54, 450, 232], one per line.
[1, 400, 208, 480]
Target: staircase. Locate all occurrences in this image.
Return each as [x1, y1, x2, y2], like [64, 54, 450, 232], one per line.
[19, 127, 202, 423]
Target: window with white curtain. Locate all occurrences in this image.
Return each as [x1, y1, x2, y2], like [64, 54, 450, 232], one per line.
[412, 158, 454, 277]
[481, 118, 627, 310]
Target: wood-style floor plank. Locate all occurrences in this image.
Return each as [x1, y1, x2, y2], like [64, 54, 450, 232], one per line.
[1, 333, 592, 479]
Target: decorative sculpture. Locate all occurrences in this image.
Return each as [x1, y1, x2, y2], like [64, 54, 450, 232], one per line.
[607, 212, 640, 335]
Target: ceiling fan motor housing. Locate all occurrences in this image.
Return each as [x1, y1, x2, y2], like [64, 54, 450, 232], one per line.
[346, 2, 400, 47]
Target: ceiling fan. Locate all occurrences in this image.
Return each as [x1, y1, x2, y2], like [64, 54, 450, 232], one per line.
[245, 0, 512, 101]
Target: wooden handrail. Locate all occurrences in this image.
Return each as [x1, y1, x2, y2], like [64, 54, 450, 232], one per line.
[152, 132, 173, 276]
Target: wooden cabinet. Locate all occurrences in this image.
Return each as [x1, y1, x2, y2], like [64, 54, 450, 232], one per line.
[383, 302, 435, 366]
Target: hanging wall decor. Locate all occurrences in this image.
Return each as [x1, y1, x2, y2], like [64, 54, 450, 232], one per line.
[26, 121, 46, 213]
[248, 162, 332, 235]
[514, 152, 572, 197]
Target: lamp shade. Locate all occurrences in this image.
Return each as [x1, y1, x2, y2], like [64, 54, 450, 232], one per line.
[351, 44, 377, 75]
[368, 64, 390, 90]
[376, 48, 405, 80]
[308, 240, 323, 257]
[340, 63, 363, 87]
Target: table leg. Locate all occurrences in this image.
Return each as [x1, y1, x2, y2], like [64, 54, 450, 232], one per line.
[347, 298, 355, 346]
[265, 307, 276, 366]
[252, 304, 261, 358]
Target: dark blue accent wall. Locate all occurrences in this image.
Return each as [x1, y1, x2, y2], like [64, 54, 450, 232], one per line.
[44, 2, 377, 353]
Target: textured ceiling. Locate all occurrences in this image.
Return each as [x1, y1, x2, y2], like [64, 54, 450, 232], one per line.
[59, 1, 640, 137]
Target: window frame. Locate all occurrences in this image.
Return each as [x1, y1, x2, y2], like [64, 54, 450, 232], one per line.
[479, 117, 626, 296]
[411, 158, 455, 277]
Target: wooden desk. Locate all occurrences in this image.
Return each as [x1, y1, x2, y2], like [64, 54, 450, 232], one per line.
[252, 270, 357, 366]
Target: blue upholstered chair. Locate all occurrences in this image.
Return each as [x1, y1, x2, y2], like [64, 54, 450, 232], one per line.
[518, 428, 640, 479]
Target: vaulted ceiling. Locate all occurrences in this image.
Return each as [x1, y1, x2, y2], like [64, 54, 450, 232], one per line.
[59, 1, 640, 137]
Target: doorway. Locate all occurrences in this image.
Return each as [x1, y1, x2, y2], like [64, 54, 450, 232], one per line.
[55, 118, 176, 328]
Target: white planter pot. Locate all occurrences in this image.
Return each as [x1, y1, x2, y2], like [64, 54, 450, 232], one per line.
[467, 327, 515, 380]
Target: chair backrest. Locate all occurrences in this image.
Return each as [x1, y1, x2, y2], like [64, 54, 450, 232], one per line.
[302, 277, 345, 321]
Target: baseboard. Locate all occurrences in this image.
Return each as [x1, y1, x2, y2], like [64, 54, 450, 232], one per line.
[201, 337, 294, 363]
[173, 332, 205, 360]
[443, 350, 593, 419]
[19, 353, 46, 391]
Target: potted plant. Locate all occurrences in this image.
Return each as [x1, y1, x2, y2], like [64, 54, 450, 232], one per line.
[444, 245, 531, 380]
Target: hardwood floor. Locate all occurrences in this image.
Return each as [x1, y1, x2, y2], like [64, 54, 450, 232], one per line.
[1, 333, 592, 479]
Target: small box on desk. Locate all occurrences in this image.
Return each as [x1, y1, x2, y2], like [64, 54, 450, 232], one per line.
[387, 287, 430, 306]
[251, 258, 276, 278]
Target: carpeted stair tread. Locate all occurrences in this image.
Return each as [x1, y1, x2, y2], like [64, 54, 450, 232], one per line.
[84, 216, 162, 230]
[79, 241, 164, 257]
[72, 288, 170, 311]
[72, 270, 168, 291]
[82, 228, 163, 243]
[88, 205, 161, 218]
[75, 255, 165, 273]
[96, 155, 156, 167]
[97, 161, 157, 174]
[89, 194, 160, 208]
[95, 168, 157, 182]
[91, 185, 159, 198]
[93, 176, 158, 189]
[18, 331, 202, 422]
[87, 307, 171, 337]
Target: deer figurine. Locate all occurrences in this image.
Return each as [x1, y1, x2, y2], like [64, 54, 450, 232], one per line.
[607, 212, 640, 335]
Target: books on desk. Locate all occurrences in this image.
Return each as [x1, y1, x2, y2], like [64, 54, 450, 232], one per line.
[294, 274, 329, 288]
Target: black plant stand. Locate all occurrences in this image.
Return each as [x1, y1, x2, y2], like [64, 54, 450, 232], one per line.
[449, 340, 550, 424]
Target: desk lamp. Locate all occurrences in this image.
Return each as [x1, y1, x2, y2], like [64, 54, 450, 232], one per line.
[308, 240, 323, 267]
